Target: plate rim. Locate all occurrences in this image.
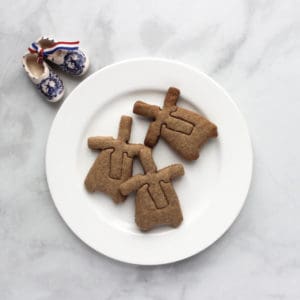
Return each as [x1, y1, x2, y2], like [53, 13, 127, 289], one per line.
[46, 57, 253, 265]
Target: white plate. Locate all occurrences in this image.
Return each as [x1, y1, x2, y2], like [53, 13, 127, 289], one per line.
[46, 58, 252, 265]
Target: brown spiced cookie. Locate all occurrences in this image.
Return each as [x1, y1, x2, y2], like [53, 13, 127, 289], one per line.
[85, 116, 145, 203]
[133, 87, 218, 160]
[120, 147, 184, 231]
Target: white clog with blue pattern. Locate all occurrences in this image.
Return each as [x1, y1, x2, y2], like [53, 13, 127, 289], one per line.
[29, 37, 89, 76]
[22, 53, 64, 102]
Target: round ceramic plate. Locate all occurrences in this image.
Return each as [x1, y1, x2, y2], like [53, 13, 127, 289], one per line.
[46, 58, 252, 265]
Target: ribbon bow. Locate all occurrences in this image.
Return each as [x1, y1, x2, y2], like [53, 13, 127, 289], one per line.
[28, 40, 80, 63]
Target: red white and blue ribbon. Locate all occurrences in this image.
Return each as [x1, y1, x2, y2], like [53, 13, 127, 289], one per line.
[28, 40, 80, 63]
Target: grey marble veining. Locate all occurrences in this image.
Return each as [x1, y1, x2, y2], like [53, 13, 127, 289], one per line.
[1, 0, 300, 299]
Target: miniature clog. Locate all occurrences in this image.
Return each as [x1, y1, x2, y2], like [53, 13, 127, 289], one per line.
[22, 53, 64, 102]
[28, 37, 89, 76]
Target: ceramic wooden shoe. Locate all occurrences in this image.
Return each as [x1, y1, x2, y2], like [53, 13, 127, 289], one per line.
[22, 53, 64, 102]
[29, 37, 89, 76]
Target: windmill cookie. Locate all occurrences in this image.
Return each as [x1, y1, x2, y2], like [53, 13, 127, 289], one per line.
[120, 147, 184, 231]
[85, 116, 144, 203]
[133, 87, 218, 160]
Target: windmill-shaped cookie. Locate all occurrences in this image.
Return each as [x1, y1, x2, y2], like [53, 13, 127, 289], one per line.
[133, 87, 218, 160]
[85, 116, 144, 203]
[120, 147, 184, 231]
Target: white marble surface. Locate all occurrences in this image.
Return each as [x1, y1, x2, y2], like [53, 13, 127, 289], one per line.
[1, 0, 300, 299]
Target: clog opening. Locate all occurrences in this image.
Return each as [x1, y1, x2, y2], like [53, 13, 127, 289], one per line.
[26, 54, 44, 77]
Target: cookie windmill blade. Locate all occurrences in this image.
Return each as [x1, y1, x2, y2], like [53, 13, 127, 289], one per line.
[139, 147, 157, 173]
[117, 115, 132, 142]
[110, 116, 133, 179]
[163, 86, 180, 108]
[133, 101, 161, 147]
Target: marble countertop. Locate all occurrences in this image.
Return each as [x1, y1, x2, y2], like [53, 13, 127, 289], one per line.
[1, 0, 300, 299]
